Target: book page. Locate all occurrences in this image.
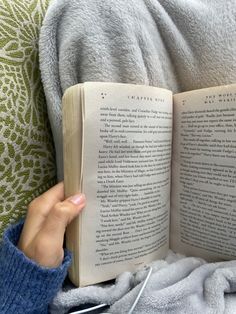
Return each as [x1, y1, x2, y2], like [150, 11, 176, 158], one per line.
[171, 84, 236, 261]
[79, 82, 172, 285]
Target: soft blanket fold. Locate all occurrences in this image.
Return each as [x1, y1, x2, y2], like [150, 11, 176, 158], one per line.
[39, 0, 236, 313]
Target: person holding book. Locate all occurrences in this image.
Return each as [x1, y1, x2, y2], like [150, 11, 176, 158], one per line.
[1, 0, 236, 313]
[0, 182, 86, 313]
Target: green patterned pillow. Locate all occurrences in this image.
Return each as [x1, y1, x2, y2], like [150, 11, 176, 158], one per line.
[0, 0, 56, 237]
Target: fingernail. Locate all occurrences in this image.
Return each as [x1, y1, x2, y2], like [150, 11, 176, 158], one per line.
[68, 193, 86, 205]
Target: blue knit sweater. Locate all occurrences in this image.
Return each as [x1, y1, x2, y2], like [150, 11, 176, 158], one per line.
[0, 222, 71, 314]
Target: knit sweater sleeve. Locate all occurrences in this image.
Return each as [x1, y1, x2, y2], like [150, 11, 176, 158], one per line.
[0, 222, 71, 314]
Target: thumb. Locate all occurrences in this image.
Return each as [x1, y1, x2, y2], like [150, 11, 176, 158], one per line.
[29, 194, 86, 268]
[41, 193, 86, 243]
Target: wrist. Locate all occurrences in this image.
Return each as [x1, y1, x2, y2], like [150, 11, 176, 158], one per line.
[0, 222, 71, 312]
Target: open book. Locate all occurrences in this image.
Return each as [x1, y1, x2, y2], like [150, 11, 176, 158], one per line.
[63, 82, 236, 287]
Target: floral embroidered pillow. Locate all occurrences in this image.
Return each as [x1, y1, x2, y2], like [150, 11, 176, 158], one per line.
[0, 0, 56, 236]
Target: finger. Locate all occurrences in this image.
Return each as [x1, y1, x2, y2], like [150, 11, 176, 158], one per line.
[39, 194, 86, 249]
[28, 182, 65, 219]
[18, 182, 65, 250]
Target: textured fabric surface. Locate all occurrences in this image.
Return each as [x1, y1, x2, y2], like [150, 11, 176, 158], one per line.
[39, 0, 236, 313]
[0, 222, 72, 314]
[50, 253, 236, 314]
[0, 0, 56, 237]
[39, 0, 236, 180]
[109, 256, 236, 314]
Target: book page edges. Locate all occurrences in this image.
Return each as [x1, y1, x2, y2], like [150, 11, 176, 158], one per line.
[63, 84, 84, 286]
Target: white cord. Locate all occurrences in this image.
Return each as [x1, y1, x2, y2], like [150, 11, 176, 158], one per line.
[70, 266, 152, 314]
[69, 303, 108, 314]
[127, 266, 153, 314]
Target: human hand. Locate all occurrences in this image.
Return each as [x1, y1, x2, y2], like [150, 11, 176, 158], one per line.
[18, 182, 85, 268]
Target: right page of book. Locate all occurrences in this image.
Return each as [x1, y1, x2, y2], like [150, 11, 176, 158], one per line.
[170, 84, 236, 261]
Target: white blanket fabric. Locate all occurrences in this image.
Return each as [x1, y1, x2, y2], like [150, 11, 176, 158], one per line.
[39, 0, 236, 313]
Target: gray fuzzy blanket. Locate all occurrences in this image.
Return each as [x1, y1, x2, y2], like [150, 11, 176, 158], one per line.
[50, 251, 236, 314]
[39, 0, 236, 313]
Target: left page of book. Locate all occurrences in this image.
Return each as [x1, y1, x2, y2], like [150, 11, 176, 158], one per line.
[65, 82, 173, 286]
